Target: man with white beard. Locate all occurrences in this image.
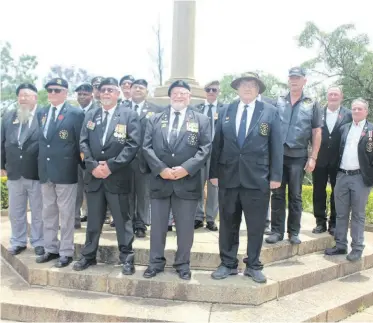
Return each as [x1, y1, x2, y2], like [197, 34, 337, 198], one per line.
[1, 83, 44, 256]
[142, 80, 212, 280]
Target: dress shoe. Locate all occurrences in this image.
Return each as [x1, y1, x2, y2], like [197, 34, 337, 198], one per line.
[80, 215, 88, 222]
[110, 221, 115, 228]
[194, 220, 204, 229]
[135, 229, 146, 238]
[312, 225, 327, 234]
[328, 226, 336, 236]
[104, 218, 111, 224]
[75, 223, 82, 229]
[55, 256, 73, 268]
[168, 225, 173, 232]
[36, 252, 59, 263]
[73, 258, 97, 271]
[289, 234, 301, 245]
[122, 254, 135, 275]
[265, 233, 283, 244]
[143, 267, 163, 278]
[176, 269, 192, 280]
[346, 250, 362, 262]
[324, 247, 347, 256]
[34, 246, 45, 256]
[8, 246, 26, 255]
[244, 268, 267, 284]
[211, 265, 238, 280]
[206, 221, 218, 231]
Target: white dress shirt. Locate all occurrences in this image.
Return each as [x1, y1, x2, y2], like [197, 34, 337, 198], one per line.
[326, 107, 340, 133]
[102, 106, 116, 144]
[236, 100, 256, 136]
[43, 102, 65, 137]
[81, 101, 93, 114]
[132, 100, 145, 116]
[340, 119, 366, 170]
[167, 107, 187, 142]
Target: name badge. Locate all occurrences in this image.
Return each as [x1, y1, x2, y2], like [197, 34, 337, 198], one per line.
[187, 121, 199, 133]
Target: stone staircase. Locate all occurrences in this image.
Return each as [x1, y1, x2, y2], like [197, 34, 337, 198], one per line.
[1, 214, 373, 322]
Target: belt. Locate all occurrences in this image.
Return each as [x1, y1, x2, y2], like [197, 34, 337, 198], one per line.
[338, 168, 361, 175]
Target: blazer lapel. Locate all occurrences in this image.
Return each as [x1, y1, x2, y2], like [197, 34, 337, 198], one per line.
[359, 121, 368, 143]
[226, 101, 239, 141]
[53, 103, 68, 136]
[246, 100, 264, 138]
[103, 107, 121, 147]
[139, 101, 149, 120]
[161, 108, 171, 150]
[19, 111, 38, 145]
[331, 107, 345, 134]
[173, 107, 193, 149]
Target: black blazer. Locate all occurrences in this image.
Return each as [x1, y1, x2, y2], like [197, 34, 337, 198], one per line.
[193, 102, 226, 126]
[37, 103, 84, 184]
[209, 100, 283, 192]
[80, 105, 141, 194]
[1, 107, 41, 180]
[317, 106, 352, 167]
[143, 107, 211, 200]
[339, 121, 373, 187]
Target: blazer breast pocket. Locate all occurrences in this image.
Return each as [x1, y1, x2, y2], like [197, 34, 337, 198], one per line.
[186, 132, 199, 147]
[258, 122, 270, 137]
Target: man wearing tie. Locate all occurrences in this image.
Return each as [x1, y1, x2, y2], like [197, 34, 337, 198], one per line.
[209, 72, 283, 283]
[119, 75, 135, 107]
[73, 77, 141, 274]
[91, 76, 104, 107]
[312, 87, 352, 235]
[142, 80, 211, 280]
[193, 80, 225, 231]
[35, 78, 84, 268]
[1, 83, 44, 256]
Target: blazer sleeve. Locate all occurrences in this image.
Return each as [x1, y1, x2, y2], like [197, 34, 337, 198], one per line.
[1, 114, 7, 169]
[80, 111, 99, 173]
[269, 109, 284, 182]
[209, 108, 225, 179]
[74, 110, 85, 167]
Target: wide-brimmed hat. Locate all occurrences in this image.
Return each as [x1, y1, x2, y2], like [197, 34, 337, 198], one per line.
[230, 72, 266, 94]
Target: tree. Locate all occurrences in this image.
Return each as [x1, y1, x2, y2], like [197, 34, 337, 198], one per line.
[297, 22, 373, 109]
[148, 17, 165, 86]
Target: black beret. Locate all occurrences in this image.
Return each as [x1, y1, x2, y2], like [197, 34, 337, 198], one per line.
[289, 66, 306, 77]
[168, 80, 191, 97]
[16, 83, 37, 96]
[44, 78, 68, 89]
[75, 83, 93, 93]
[119, 75, 135, 85]
[131, 79, 148, 88]
[91, 76, 104, 86]
[98, 77, 119, 90]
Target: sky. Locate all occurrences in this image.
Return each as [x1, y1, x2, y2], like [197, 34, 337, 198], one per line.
[1, 0, 373, 89]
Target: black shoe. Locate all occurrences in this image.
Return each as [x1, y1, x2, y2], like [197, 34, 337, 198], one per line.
[176, 269, 192, 280]
[34, 246, 45, 256]
[168, 225, 173, 232]
[328, 226, 336, 236]
[110, 221, 115, 228]
[244, 268, 267, 284]
[206, 221, 218, 231]
[75, 223, 82, 229]
[122, 254, 135, 275]
[80, 215, 88, 222]
[211, 265, 238, 280]
[324, 247, 347, 256]
[194, 220, 204, 229]
[36, 252, 59, 263]
[143, 267, 164, 278]
[104, 218, 111, 225]
[312, 225, 327, 234]
[73, 258, 97, 271]
[9, 246, 27, 255]
[265, 233, 283, 244]
[289, 234, 301, 245]
[55, 256, 73, 268]
[346, 250, 362, 262]
[135, 229, 146, 238]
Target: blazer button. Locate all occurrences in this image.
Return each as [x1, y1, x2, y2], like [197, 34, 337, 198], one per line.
[20, 155, 22, 159]
[329, 136, 332, 139]
[172, 153, 175, 157]
[101, 151, 104, 154]
[47, 145, 50, 148]
[47, 158, 50, 161]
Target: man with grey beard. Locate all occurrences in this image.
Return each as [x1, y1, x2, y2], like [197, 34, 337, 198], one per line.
[142, 80, 211, 280]
[1, 83, 44, 256]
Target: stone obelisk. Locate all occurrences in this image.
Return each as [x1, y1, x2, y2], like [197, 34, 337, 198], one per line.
[151, 0, 204, 105]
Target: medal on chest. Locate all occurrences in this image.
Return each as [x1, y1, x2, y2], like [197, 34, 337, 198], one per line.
[366, 130, 373, 152]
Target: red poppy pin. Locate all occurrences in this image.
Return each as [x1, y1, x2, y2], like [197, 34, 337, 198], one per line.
[338, 114, 342, 119]
[362, 132, 366, 137]
[58, 115, 64, 121]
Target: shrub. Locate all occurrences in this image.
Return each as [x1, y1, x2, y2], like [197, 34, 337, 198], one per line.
[1, 176, 8, 209]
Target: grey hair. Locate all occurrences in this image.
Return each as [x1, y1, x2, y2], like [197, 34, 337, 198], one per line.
[352, 98, 369, 110]
[327, 85, 343, 94]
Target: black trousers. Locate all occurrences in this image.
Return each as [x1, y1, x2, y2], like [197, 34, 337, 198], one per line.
[271, 156, 307, 235]
[218, 187, 269, 270]
[82, 185, 134, 263]
[312, 165, 338, 227]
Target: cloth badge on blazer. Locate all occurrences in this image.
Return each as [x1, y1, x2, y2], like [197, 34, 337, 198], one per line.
[367, 130, 373, 152]
[59, 130, 68, 139]
[114, 124, 126, 140]
[259, 123, 269, 136]
[187, 121, 199, 133]
[13, 118, 20, 124]
[161, 115, 168, 128]
[86, 120, 96, 130]
[187, 133, 198, 146]
[214, 112, 219, 120]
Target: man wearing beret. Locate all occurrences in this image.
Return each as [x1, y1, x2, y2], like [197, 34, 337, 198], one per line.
[91, 76, 104, 107]
[119, 75, 135, 107]
[74, 83, 98, 227]
[209, 72, 283, 283]
[193, 80, 225, 232]
[73, 77, 141, 274]
[1, 83, 44, 256]
[142, 80, 211, 280]
[128, 79, 164, 238]
[35, 78, 85, 268]
[266, 67, 322, 245]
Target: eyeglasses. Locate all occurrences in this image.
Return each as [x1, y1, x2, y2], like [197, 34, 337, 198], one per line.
[205, 88, 218, 93]
[99, 88, 116, 93]
[47, 88, 63, 94]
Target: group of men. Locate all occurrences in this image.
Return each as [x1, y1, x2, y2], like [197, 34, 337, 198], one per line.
[2, 66, 372, 283]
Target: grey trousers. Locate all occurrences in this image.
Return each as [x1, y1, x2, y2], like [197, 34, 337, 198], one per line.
[149, 194, 198, 271]
[41, 182, 77, 257]
[75, 165, 87, 224]
[195, 160, 218, 222]
[334, 172, 371, 252]
[7, 178, 43, 248]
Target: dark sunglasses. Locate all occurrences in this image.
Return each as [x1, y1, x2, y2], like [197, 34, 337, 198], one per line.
[205, 88, 218, 93]
[99, 87, 116, 94]
[47, 88, 63, 94]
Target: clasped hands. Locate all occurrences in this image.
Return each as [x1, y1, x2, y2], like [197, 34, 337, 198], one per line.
[160, 166, 188, 180]
[92, 161, 112, 179]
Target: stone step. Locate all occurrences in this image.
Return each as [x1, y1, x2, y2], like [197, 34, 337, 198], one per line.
[340, 305, 373, 322]
[2, 258, 373, 322]
[3, 243, 373, 306]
